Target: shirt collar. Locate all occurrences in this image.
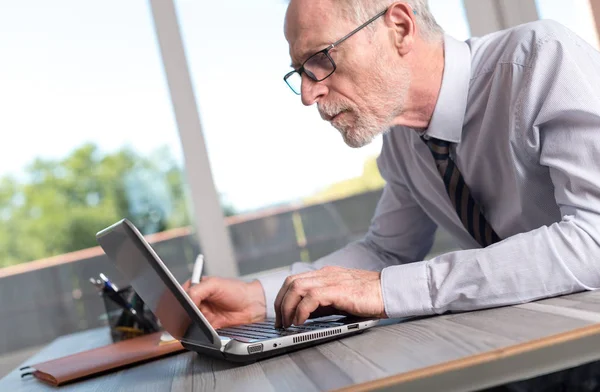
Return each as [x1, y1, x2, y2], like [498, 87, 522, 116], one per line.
[422, 34, 472, 144]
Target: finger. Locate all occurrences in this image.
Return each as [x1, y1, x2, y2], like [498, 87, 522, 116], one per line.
[274, 268, 345, 327]
[183, 274, 211, 289]
[281, 276, 330, 327]
[274, 271, 320, 327]
[186, 277, 218, 307]
[293, 288, 334, 326]
[274, 276, 295, 328]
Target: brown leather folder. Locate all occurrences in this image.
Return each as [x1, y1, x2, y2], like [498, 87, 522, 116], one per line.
[21, 331, 186, 386]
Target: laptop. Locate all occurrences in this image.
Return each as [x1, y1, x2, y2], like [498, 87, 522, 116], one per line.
[96, 219, 381, 362]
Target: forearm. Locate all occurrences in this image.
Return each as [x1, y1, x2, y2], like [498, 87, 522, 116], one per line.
[257, 166, 437, 318]
[382, 217, 600, 318]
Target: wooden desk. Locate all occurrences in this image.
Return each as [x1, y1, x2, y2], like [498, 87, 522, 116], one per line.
[3, 290, 600, 391]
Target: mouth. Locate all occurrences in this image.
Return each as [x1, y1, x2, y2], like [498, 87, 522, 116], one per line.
[327, 110, 347, 123]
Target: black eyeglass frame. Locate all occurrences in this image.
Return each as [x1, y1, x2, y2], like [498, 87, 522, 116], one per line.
[283, 8, 389, 95]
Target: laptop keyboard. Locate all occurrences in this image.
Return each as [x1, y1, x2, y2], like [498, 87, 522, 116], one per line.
[217, 319, 345, 343]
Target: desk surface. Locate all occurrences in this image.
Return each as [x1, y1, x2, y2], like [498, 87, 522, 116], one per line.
[4, 290, 600, 392]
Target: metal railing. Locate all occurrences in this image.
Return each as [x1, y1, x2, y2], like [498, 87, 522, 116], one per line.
[0, 189, 458, 357]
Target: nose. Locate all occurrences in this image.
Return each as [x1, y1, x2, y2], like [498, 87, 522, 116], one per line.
[300, 74, 328, 106]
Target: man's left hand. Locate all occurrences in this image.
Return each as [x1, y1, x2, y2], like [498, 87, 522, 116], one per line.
[274, 266, 387, 328]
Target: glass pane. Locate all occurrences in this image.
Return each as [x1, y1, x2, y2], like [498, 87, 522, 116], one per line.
[0, 0, 199, 370]
[174, 0, 467, 277]
[535, 0, 600, 49]
[429, 0, 472, 41]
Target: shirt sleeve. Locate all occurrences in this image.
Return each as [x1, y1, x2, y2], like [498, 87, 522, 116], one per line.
[381, 22, 600, 318]
[257, 139, 438, 318]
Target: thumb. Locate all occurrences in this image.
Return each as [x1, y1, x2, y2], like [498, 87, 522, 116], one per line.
[185, 277, 218, 307]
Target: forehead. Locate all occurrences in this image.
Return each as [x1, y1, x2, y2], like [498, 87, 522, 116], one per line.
[284, 0, 350, 66]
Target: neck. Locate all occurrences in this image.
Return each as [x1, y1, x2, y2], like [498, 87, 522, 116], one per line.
[391, 38, 445, 130]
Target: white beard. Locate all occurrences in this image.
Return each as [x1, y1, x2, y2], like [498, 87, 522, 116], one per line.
[330, 60, 411, 148]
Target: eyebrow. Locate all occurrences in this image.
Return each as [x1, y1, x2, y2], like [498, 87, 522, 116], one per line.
[290, 43, 330, 69]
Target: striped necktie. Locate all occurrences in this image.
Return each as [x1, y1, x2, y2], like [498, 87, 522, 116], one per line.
[421, 136, 501, 247]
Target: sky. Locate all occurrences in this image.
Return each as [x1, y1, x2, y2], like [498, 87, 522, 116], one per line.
[0, 0, 598, 212]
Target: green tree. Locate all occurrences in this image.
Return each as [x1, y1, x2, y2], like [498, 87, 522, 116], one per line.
[303, 156, 385, 205]
[0, 143, 232, 267]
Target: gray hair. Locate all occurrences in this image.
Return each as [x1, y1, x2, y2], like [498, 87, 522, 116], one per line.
[338, 0, 443, 42]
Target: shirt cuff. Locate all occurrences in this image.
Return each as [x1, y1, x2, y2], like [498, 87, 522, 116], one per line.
[381, 261, 433, 318]
[256, 269, 290, 319]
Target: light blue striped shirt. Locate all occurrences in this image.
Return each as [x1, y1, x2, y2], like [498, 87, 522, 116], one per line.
[258, 20, 600, 319]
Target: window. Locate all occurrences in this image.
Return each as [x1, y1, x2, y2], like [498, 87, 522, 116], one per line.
[429, 0, 472, 41]
[0, 0, 198, 360]
[173, 0, 469, 275]
[0, 0, 475, 371]
[536, 0, 600, 49]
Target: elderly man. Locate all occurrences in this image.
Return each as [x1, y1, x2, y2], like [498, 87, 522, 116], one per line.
[187, 0, 600, 379]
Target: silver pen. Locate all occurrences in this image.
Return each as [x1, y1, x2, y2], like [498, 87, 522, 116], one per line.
[191, 254, 204, 286]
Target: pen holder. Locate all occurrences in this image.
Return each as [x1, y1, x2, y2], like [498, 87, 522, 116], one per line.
[101, 285, 161, 342]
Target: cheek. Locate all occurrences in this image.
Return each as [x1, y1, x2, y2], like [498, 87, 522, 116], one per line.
[344, 68, 379, 98]
[326, 65, 374, 110]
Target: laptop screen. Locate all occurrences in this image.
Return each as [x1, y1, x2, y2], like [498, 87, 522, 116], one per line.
[96, 219, 220, 348]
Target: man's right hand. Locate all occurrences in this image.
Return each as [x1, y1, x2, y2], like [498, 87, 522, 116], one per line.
[183, 277, 266, 329]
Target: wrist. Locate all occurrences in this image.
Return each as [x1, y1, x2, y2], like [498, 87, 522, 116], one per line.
[247, 279, 267, 322]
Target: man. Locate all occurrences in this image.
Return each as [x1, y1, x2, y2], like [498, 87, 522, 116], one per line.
[187, 0, 600, 349]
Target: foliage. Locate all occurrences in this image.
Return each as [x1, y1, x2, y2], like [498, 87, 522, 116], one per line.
[303, 156, 385, 205]
[0, 144, 383, 268]
[0, 143, 233, 267]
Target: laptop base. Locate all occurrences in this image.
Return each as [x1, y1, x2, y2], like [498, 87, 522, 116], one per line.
[181, 330, 366, 363]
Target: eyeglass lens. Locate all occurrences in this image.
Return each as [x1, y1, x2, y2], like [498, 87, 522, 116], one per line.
[285, 52, 335, 95]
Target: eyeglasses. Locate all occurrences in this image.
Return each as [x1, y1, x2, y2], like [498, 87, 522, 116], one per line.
[283, 8, 388, 95]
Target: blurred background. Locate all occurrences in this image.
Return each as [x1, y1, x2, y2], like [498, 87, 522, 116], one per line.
[0, 0, 599, 377]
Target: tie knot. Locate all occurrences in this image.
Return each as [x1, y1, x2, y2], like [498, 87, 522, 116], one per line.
[421, 136, 451, 159]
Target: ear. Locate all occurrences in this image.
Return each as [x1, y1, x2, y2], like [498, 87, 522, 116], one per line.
[384, 2, 416, 56]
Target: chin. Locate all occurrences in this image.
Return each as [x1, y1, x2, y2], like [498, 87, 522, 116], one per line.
[340, 128, 374, 148]
[332, 114, 382, 148]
